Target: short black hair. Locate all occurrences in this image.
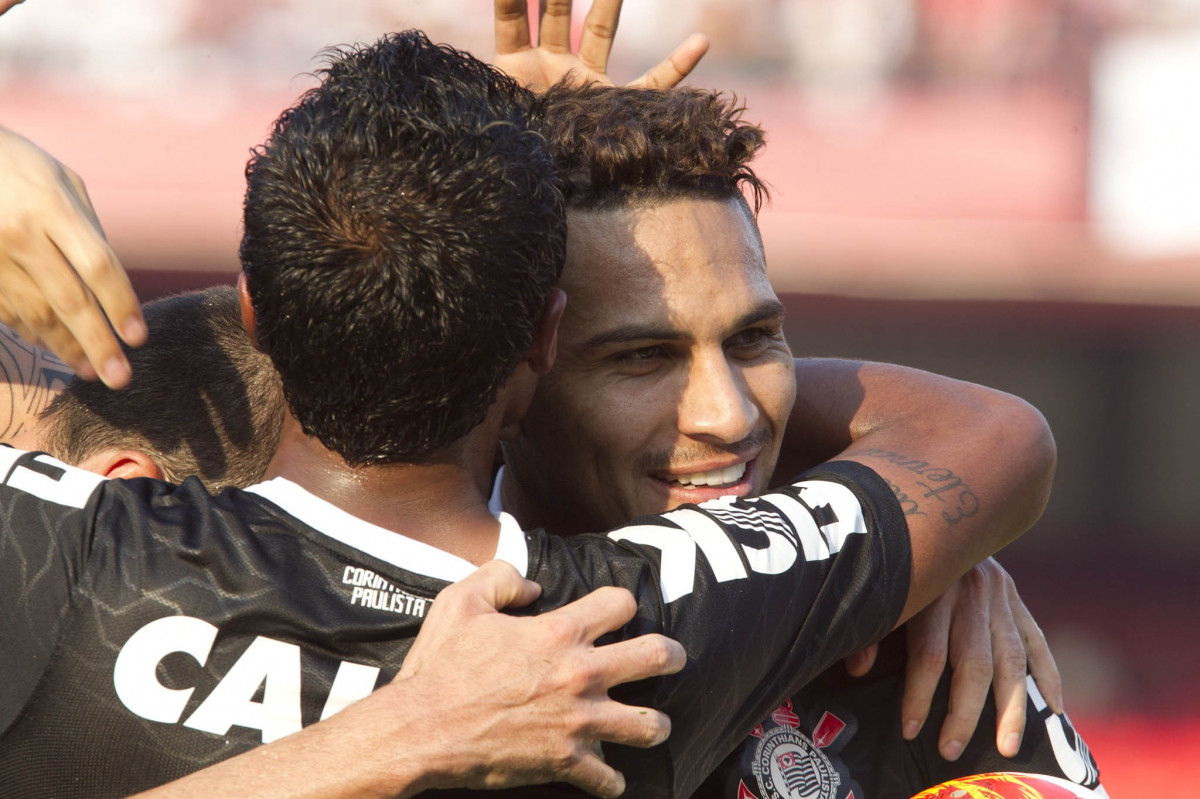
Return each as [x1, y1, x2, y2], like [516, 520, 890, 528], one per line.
[39, 287, 284, 492]
[540, 83, 768, 213]
[240, 31, 565, 465]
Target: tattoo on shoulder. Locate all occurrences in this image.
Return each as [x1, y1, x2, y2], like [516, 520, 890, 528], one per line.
[860, 448, 980, 528]
[0, 326, 73, 439]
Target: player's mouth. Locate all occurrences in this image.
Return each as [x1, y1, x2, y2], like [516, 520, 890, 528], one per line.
[650, 459, 756, 505]
[669, 462, 747, 488]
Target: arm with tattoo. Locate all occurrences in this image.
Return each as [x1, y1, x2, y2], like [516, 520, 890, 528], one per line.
[777, 358, 1061, 759]
[0, 323, 73, 442]
[777, 358, 1054, 617]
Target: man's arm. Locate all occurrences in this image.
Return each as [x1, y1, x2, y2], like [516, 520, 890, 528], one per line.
[133, 561, 686, 799]
[785, 358, 1054, 618]
[779, 357, 1060, 758]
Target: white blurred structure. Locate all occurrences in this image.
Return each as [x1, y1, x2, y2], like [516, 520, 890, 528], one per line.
[1091, 25, 1200, 256]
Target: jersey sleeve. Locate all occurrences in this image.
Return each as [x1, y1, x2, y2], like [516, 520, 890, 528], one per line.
[0, 448, 107, 733]
[535, 459, 911, 798]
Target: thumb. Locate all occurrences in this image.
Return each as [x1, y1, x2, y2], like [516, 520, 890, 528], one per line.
[464, 559, 542, 611]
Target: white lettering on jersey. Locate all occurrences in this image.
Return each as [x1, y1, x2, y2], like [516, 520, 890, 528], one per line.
[690, 498, 799, 575]
[115, 617, 379, 743]
[607, 479, 870, 604]
[341, 566, 428, 618]
[0, 450, 106, 509]
[608, 524, 699, 603]
[794, 482, 869, 550]
[320, 661, 380, 721]
[114, 616, 218, 723]
[184, 636, 303, 743]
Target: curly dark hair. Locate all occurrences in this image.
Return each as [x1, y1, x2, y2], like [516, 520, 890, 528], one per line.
[239, 31, 565, 465]
[39, 287, 283, 493]
[538, 83, 768, 213]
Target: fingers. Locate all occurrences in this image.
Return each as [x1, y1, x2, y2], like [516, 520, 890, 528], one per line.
[60, 166, 106, 234]
[49, 195, 146, 349]
[990, 607, 1028, 757]
[576, 0, 622, 74]
[538, 0, 573, 53]
[0, 249, 102, 381]
[589, 632, 686, 689]
[559, 750, 626, 799]
[900, 595, 951, 740]
[0, 127, 143, 387]
[936, 574, 993, 761]
[494, 0, 533, 56]
[1009, 579, 1062, 714]
[583, 694, 672, 750]
[542, 585, 638, 643]
[12, 245, 129, 386]
[843, 642, 878, 678]
[0, 287, 43, 349]
[630, 33, 710, 89]
[447, 560, 542, 614]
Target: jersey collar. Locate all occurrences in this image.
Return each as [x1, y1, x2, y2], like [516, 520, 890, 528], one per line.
[247, 476, 528, 582]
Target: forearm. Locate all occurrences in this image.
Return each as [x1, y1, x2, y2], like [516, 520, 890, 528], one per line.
[0, 323, 72, 442]
[779, 358, 1056, 621]
[130, 678, 435, 799]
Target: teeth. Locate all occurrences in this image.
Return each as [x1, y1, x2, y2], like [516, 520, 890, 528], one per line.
[671, 462, 746, 488]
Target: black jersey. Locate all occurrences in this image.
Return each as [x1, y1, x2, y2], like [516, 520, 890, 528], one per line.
[692, 630, 1104, 799]
[0, 448, 908, 798]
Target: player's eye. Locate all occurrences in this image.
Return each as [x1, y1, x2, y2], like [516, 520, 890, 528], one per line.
[725, 326, 781, 358]
[615, 345, 668, 374]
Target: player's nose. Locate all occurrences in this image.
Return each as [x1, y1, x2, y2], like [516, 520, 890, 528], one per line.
[676, 351, 759, 445]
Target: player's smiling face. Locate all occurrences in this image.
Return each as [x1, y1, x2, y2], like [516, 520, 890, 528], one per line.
[505, 197, 795, 534]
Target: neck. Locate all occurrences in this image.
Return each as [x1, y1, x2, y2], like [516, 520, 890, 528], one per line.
[264, 414, 502, 565]
[499, 466, 582, 537]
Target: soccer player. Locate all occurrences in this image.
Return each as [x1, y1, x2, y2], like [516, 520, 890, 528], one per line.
[508, 78, 1099, 798]
[488, 7, 1059, 760]
[483, 2, 1102, 791]
[0, 30, 1045, 798]
[0, 285, 688, 798]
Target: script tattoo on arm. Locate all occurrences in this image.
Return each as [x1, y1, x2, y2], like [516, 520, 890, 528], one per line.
[0, 325, 74, 440]
[884, 478, 927, 519]
[859, 448, 980, 528]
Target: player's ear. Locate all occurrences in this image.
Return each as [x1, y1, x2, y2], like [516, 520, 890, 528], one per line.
[77, 449, 165, 481]
[237, 273, 261, 350]
[527, 288, 565, 375]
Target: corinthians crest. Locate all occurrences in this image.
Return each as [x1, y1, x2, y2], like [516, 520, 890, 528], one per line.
[752, 725, 841, 799]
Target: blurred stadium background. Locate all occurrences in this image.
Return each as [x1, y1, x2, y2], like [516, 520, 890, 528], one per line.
[2, 0, 1197, 792]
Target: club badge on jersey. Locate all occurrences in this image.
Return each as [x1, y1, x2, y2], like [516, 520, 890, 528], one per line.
[741, 701, 862, 799]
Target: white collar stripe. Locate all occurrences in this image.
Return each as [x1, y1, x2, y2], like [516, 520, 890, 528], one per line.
[246, 477, 527, 581]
